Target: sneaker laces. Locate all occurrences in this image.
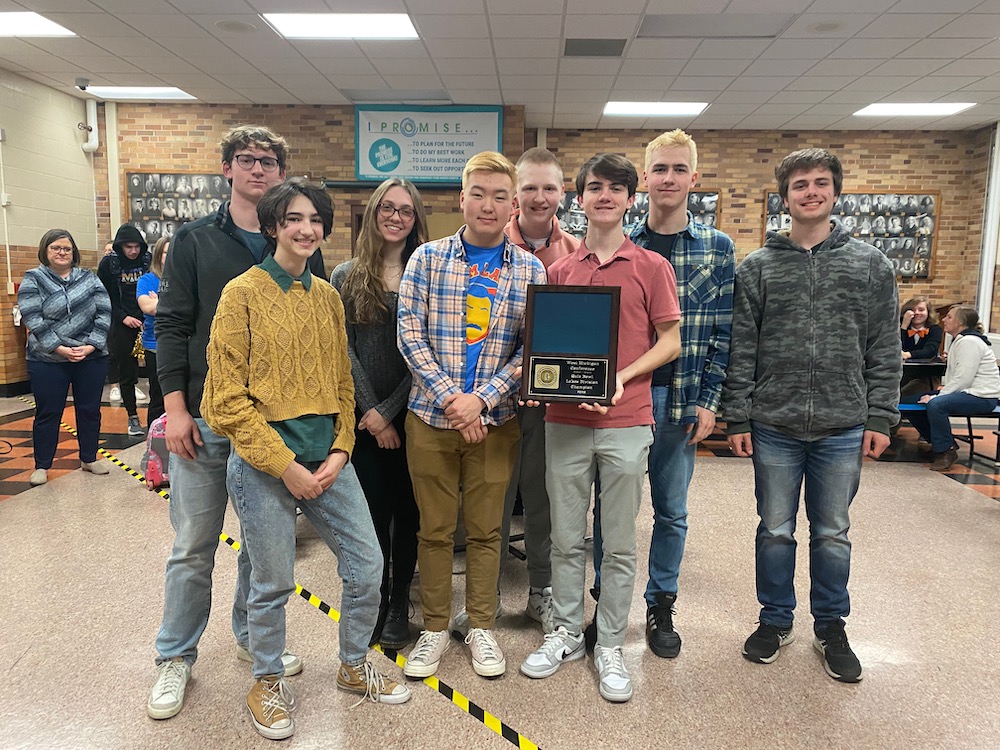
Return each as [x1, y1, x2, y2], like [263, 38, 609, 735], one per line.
[819, 624, 850, 652]
[651, 603, 675, 631]
[349, 661, 392, 708]
[596, 645, 628, 680]
[410, 630, 446, 662]
[465, 628, 501, 661]
[259, 677, 296, 722]
[152, 660, 186, 701]
[536, 628, 576, 657]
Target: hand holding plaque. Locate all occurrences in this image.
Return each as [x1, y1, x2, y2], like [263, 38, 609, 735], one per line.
[521, 285, 620, 405]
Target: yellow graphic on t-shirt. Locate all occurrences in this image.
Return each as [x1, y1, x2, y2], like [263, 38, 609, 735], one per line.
[466, 286, 493, 344]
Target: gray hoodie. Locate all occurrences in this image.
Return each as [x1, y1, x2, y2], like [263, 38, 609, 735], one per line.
[722, 220, 901, 439]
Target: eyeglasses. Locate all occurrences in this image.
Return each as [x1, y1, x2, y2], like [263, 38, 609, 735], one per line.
[48, 246, 73, 255]
[377, 202, 416, 221]
[233, 154, 280, 172]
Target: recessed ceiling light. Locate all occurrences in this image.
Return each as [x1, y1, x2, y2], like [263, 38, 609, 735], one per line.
[854, 102, 976, 117]
[86, 87, 196, 101]
[261, 13, 418, 40]
[0, 12, 74, 37]
[604, 101, 708, 116]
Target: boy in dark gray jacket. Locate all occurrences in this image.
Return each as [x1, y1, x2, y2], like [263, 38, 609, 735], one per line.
[722, 148, 900, 684]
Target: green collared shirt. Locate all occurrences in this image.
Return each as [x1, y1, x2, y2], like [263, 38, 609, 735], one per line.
[260, 254, 313, 292]
[258, 255, 334, 464]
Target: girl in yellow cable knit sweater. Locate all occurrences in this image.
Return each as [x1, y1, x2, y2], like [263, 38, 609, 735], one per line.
[202, 178, 410, 741]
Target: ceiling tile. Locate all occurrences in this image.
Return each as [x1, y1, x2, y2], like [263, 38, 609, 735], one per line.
[679, 58, 751, 76]
[856, 13, 958, 37]
[490, 15, 564, 39]
[760, 38, 842, 59]
[557, 75, 616, 90]
[423, 38, 492, 58]
[868, 58, 948, 76]
[625, 38, 700, 60]
[691, 39, 771, 59]
[563, 15, 642, 38]
[487, 0, 564, 13]
[887, 0, 983, 12]
[434, 58, 498, 75]
[410, 15, 489, 40]
[780, 13, 879, 37]
[833, 38, 916, 58]
[498, 58, 558, 75]
[932, 58, 1000, 76]
[931, 14, 1000, 37]
[742, 58, 817, 76]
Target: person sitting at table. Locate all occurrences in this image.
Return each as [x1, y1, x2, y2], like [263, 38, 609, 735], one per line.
[905, 305, 1000, 471]
[900, 296, 943, 398]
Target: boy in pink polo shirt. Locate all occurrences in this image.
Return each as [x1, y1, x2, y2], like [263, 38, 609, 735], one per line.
[519, 153, 681, 702]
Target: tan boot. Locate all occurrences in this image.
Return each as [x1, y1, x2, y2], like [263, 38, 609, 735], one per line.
[246, 676, 295, 740]
[337, 660, 411, 705]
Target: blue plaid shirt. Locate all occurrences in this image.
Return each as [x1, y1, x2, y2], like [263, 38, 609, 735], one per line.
[398, 227, 547, 428]
[626, 212, 735, 424]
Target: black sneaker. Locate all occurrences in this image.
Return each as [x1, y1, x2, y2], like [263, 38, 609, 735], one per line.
[128, 415, 145, 437]
[813, 621, 863, 683]
[646, 592, 682, 659]
[583, 586, 599, 654]
[742, 622, 794, 664]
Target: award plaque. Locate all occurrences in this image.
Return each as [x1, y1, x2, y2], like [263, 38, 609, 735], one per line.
[521, 284, 620, 405]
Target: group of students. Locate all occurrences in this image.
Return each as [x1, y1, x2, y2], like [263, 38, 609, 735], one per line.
[897, 296, 1000, 470]
[24, 121, 984, 740]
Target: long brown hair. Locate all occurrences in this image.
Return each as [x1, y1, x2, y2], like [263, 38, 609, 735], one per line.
[341, 179, 428, 325]
[151, 237, 170, 277]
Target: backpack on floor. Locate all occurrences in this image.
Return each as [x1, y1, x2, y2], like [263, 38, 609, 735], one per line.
[141, 413, 170, 489]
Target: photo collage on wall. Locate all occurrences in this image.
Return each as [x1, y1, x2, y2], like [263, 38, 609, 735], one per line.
[559, 191, 720, 240]
[125, 172, 232, 245]
[764, 191, 937, 279]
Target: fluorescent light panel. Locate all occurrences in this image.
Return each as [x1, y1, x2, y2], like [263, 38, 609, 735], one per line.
[604, 101, 708, 116]
[0, 12, 74, 37]
[854, 102, 976, 117]
[87, 87, 196, 100]
[262, 13, 418, 40]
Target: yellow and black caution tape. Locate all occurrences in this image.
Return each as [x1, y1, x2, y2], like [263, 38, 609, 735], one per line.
[21, 395, 541, 749]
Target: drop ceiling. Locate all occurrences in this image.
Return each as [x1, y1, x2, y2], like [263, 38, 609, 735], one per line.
[1, 0, 999, 131]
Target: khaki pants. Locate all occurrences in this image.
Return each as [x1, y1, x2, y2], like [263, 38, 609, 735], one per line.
[405, 412, 520, 632]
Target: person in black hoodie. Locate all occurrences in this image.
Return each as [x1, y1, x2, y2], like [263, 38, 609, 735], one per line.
[97, 224, 151, 437]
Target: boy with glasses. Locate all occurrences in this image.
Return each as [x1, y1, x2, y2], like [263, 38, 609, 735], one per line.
[148, 125, 325, 720]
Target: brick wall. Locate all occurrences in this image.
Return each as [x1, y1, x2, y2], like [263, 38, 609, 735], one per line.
[94, 103, 524, 273]
[539, 128, 994, 314]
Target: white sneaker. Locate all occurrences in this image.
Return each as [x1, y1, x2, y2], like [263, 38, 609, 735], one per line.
[235, 643, 303, 677]
[520, 627, 585, 679]
[147, 658, 191, 719]
[135, 386, 149, 404]
[525, 586, 555, 633]
[465, 628, 506, 677]
[594, 644, 632, 703]
[109, 386, 121, 404]
[81, 460, 110, 475]
[29, 468, 47, 486]
[450, 596, 502, 640]
[403, 630, 450, 679]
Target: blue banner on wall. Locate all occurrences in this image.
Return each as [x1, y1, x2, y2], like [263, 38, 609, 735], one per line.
[355, 105, 503, 183]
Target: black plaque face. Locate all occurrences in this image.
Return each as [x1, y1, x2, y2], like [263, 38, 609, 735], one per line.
[522, 285, 620, 405]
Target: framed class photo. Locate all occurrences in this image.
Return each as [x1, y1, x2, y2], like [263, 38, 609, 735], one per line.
[521, 285, 620, 405]
[125, 171, 231, 245]
[763, 191, 939, 280]
[559, 190, 720, 240]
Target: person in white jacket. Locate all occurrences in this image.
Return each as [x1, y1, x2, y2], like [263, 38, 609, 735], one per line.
[907, 305, 1000, 470]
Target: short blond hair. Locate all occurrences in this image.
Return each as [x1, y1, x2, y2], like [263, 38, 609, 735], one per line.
[645, 129, 698, 172]
[462, 151, 517, 189]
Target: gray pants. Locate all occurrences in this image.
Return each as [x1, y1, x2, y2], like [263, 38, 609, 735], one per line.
[546, 422, 653, 648]
[499, 405, 551, 589]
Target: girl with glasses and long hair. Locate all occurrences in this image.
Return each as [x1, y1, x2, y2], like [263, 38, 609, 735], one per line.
[330, 178, 428, 650]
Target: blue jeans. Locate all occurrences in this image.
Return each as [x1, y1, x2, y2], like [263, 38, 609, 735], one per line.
[155, 419, 250, 665]
[228, 454, 382, 677]
[592, 386, 696, 606]
[27, 355, 107, 468]
[751, 421, 863, 629]
[905, 392, 998, 453]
